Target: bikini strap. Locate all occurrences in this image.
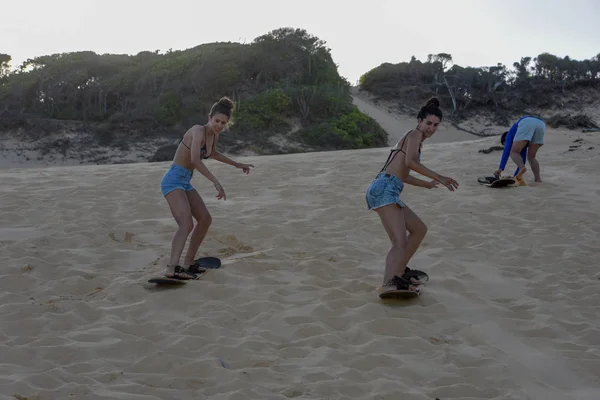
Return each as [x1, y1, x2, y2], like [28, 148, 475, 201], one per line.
[180, 137, 191, 150]
[377, 130, 412, 174]
[379, 149, 399, 174]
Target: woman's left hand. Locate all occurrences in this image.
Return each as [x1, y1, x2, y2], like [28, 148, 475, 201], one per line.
[427, 180, 439, 189]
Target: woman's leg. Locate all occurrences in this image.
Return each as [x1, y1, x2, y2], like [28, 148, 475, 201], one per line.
[164, 189, 197, 279]
[510, 140, 529, 176]
[182, 189, 212, 268]
[375, 204, 409, 285]
[401, 205, 427, 266]
[527, 143, 543, 182]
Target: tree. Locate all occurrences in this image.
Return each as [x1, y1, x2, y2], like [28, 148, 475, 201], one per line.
[0, 53, 11, 78]
[427, 53, 458, 118]
[0, 28, 388, 155]
[358, 51, 600, 120]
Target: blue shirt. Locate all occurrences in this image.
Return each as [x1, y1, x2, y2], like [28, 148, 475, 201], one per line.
[498, 116, 536, 176]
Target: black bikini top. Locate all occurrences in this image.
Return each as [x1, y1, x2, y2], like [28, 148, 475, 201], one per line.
[378, 130, 422, 174]
[179, 125, 215, 159]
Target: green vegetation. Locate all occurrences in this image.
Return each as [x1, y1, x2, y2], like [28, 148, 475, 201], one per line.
[359, 52, 600, 124]
[0, 28, 387, 156]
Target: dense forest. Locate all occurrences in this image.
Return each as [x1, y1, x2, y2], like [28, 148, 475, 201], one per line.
[2, 32, 598, 165]
[359, 52, 600, 127]
[0, 28, 387, 159]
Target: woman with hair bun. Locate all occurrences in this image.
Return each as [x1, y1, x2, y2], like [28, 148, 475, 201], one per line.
[159, 96, 255, 280]
[365, 97, 459, 298]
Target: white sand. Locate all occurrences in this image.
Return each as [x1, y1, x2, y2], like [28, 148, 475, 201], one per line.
[1, 107, 600, 399]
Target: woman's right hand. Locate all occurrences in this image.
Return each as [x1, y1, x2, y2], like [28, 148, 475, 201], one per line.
[214, 181, 226, 200]
[437, 175, 459, 191]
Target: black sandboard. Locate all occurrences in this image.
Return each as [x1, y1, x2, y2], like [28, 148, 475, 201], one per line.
[148, 277, 188, 285]
[478, 176, 516, 188]
[378, 288, 421, 299]
[403, 268, 429, 285]
[487, 178, 516, 188]
[193, 256, 222, 269]
[478, 176, 497, 185]
[147, 257, 221, 284]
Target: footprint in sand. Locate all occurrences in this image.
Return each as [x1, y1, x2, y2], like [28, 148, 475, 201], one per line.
[21, 265, 33, 273]
[109, 231, 134, 243]
[215, 234, 254, 257]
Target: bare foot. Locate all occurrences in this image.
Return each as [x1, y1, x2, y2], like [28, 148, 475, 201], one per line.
[515, 167, 528, 186]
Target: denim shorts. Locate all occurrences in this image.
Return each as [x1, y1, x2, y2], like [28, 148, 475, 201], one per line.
[514, 117, 546, 145]
[365, 172, 406, 211]
[160, 164, 195, 197]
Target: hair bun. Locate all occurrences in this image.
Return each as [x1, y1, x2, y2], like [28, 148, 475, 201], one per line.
[425, 97, 440, 108]
[217, 96, 235, 111]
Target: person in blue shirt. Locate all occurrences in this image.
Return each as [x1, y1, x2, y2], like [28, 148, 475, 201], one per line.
[494, 116, 546, 183]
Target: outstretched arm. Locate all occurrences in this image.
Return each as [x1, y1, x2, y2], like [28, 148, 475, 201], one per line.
[404, 175, 435, 188]
[404, 130, 443, 181]
[405, 130, 458, 191]
[212, 151, 254, 174]
[212, 151, 240, 168]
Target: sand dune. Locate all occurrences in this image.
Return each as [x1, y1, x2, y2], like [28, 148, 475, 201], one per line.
[351, 92, 484, 145]
[2, 112, 600, 399]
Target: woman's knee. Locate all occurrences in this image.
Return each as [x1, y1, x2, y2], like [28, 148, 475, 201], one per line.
[390, 236, 407, 249]
[419, 222, 428, 237]
[204, 213, 213, 227]
[194, 210, 212, 226]
[412, 221, 427, 240]
[407, 216, 427, 238]
[176, 216, 194, 233]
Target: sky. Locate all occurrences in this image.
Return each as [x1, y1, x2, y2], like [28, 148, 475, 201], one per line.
[2, 0, 599, 83]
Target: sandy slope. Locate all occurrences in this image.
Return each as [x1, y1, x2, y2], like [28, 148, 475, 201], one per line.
[351, 94, 482, 145]
[1, 109, 600, 399]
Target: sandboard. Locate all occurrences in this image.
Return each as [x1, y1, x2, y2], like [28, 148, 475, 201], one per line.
[478, 176, 516, 188]
[478, 176, 497, 185]
[378, 288, 420, 299]
[148, 277, 188, 285]
[193, 256, 222, 270]
[147, 256, 221, 285]
[403, 267, 429, 285]
[487, 178, 516, 188]
[378, 267, 427, 299]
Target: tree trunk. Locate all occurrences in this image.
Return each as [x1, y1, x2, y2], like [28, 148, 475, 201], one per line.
[442, 74, 457, 118]
[296, 86, 316, 120]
